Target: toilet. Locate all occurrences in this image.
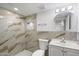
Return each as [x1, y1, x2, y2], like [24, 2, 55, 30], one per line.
[15, 38, 49, 56]
[32, 39, 49, 56]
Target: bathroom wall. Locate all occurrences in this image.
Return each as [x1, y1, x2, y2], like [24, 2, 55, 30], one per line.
[0, 8, 26, 55]
[0, 4, 78, 56]
[37, 8, 62, 31]
[37, 3, 78, 32]
[23, 14, 77, 53]
[23, 15, 39, 52]
[21, 4, 78, 53]
[0, 16, 26, 55]
[37, 32, 77, 41]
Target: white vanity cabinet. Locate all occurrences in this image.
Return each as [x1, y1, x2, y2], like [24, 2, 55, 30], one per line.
[49, 39, 79, 56]
[49, 45, 64, 56]
[49, 45, 79, 56]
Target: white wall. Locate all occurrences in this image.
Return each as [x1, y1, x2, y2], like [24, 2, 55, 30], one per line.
[37, 10, 55, 31]
[37, 9, 65, 31]
[76, 4, 79, 41]
[76, 4, 79, 32]
[37, 4, 78, 32]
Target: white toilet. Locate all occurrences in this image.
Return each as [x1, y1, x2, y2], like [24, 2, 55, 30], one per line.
[15, 38, 49, 56]
[32, 39, 49, 56]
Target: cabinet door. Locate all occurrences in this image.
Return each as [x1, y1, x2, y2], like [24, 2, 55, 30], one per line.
[49, 45, 63, 56]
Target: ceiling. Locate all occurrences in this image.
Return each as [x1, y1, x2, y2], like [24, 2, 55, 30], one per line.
[0, 3, 72, 16]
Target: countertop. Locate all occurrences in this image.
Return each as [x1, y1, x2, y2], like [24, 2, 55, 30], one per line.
[49, 39, 79, 50]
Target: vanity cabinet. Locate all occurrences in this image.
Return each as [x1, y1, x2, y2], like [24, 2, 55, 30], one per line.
[49, 39, 79, 56]
[49, 45, 79, 56]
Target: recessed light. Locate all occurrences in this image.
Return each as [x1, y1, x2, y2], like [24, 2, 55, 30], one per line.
[61, 8, 65, 11]
[56, 9, 60, 13]
[14, 8, 18, 11]
[67, 6, 72, 10]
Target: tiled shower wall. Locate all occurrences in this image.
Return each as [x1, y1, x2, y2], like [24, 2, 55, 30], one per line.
[0, 15, 78, 56]
[0, 16, 26, 55]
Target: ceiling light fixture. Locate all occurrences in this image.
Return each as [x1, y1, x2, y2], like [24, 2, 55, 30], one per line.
[14, 8, 18, 11]
[61, 8, 66, 11]
[56, 9, 60, 13]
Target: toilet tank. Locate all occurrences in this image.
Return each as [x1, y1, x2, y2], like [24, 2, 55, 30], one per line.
[38, 39, 49, 50]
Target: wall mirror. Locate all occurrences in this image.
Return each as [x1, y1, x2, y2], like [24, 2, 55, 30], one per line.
[54, 12, 73, 31]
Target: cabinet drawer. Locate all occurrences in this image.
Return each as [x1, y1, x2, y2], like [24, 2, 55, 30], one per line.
[64, 47, 79, 54]
[64, 47, 79, 56]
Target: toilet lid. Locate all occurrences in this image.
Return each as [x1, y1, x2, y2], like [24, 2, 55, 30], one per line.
[15, 50, 32, 56]
[32, 50, 45, 56]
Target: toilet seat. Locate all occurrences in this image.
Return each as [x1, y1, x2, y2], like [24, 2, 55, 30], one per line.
[15, 49, 45, 56]
[32, 49, 45, 56]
